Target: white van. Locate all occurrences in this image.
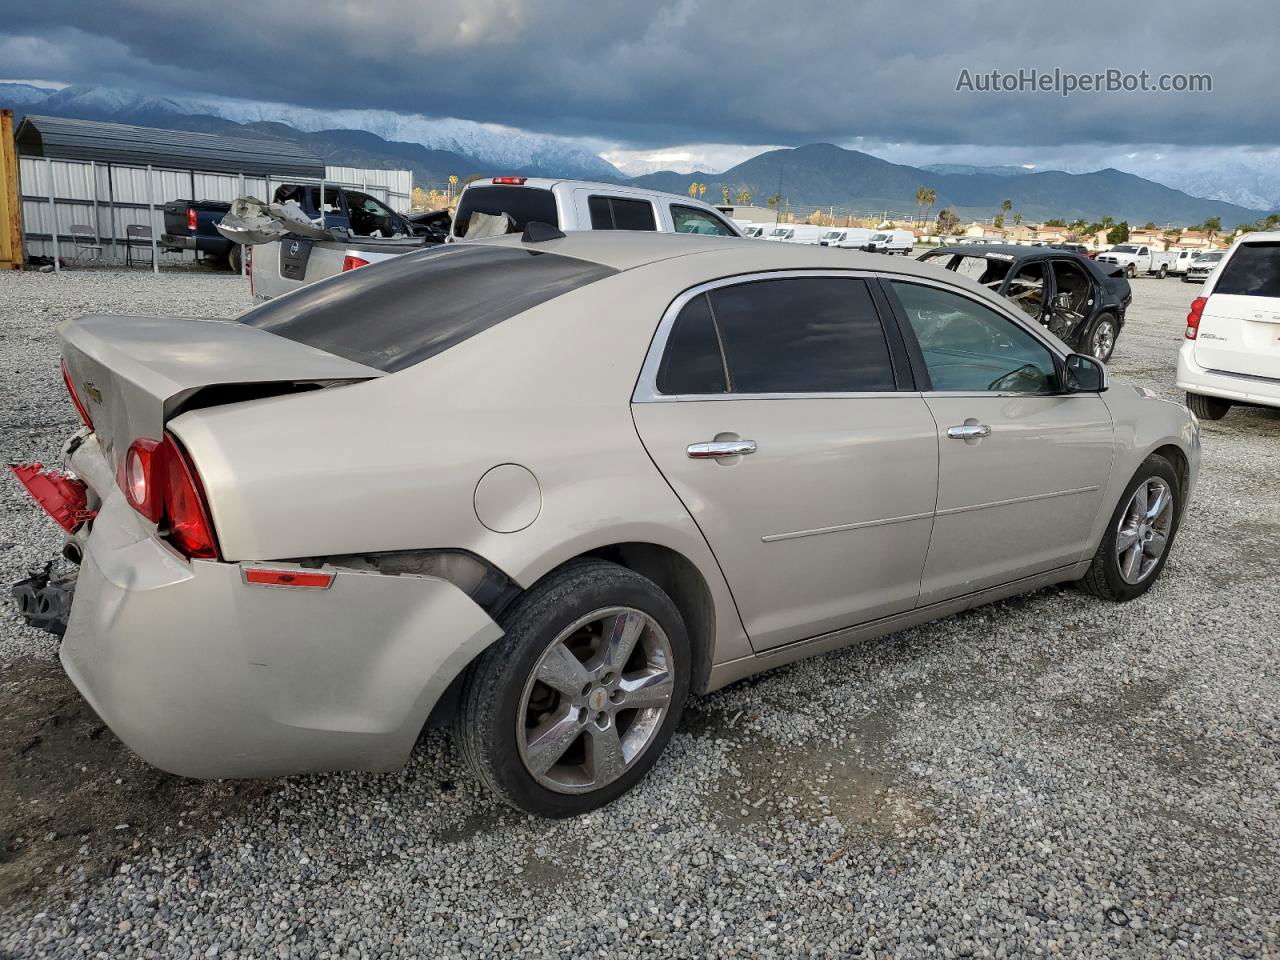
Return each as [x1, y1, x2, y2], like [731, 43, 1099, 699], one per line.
[1176, 231, 1280, 420]
[1170, 248, 1196, 276]
[861, 229, 915, 255]
[820, 228, 875, 249]
[450, 177, 742, 240]
[766, 224, 826, 244]
[737, 223, 768, 239]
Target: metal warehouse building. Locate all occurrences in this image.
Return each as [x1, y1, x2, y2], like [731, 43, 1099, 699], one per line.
[14, 114, 413, 267]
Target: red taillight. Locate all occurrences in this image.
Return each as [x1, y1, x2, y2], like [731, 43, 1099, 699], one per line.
[8, 463, 93, 533]
[186, 206, 197, 232]
[118, 433, 219, 559]
[122, 438, 163, 522]
[342, 255, 370, 272]
[492, 176, 527, 185]
[61, 359, 93, 430]
[1185, 296, 1207, 339]
[243, 568, 334, 589]
[246, 245, 254, 296]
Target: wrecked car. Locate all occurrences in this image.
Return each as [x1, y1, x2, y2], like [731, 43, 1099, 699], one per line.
[10, 232, 1197, 817]
[918, 244, 1132, 362]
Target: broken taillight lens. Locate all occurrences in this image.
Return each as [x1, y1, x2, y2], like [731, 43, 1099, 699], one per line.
[117, 433, 219, 559]
[1185, 296, 1206, 339]
[342, 255, 370, 272]
[61, 359, 93, 430]
[8, 463, 93, 533]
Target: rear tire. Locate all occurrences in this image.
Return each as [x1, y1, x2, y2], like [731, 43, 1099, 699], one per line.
[227, 245, 243, 274]
[1079, 455, 1182, 602]
[1084, 312, 1119, 362]
[1157, 264, 1168, 279]
[454, 560, 690, 818]
[1185, 391, 1231, 420]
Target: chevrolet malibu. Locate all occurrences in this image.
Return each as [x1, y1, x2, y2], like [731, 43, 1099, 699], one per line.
[12, 232, 1199, 817]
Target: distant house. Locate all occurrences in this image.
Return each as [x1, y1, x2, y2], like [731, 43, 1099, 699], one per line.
[963, 222, 1003, 241]
[1127, 228, 1174, 250]
[1173, 229, 1226, 251]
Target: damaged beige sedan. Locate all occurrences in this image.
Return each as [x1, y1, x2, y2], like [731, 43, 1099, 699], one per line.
[11, 231, 1199, 817]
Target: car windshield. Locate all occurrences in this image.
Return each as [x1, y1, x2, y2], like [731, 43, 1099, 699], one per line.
[1111, 245, 1138, 253]
[239, 245, 616, 372]
[823, 231, 843, 239]
[452, 186, 559, 238]
[871, 233, 889, 241]
[769, 229, 790, 237]
[1197, 252, 1225, 262]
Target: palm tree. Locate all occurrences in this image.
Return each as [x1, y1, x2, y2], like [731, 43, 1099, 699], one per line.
[688, 182, 698, 199]
[1013, 212, 1022, 227]
[1203, 216, 1221, 240]
[766, 193, 782, 210]
[915, 186, 937, 226]
[697, 183, 707, 200]
[722, 184, 732, 205]
[448, 175, 459, 200]
[735, 189, 752, 205]
[1001, 198, 1012, 221]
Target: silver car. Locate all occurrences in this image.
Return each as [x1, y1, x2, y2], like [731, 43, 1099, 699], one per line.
[13, 233, 1200, 817]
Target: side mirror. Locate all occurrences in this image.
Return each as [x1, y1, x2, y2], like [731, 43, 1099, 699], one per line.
[1065, 353, 1108, 392]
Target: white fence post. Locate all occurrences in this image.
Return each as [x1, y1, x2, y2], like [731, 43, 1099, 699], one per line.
[46, 157, 60, 272]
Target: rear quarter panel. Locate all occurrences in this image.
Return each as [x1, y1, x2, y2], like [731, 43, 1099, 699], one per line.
[169, 262, 754, 663]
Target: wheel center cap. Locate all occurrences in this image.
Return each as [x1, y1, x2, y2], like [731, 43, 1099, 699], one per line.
[588, 688, 608, 712]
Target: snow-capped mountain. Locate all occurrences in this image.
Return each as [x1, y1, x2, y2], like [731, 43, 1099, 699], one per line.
[2, 83, 621, 181]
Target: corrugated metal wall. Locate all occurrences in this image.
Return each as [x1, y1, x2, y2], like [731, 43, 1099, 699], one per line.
[20, 157, 413, 260]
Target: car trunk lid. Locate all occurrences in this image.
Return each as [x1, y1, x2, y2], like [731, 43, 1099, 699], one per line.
[58, 314, 382, 483]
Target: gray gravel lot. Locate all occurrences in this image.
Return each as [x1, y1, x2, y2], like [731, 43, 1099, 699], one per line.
[1, 266, 1277, 958]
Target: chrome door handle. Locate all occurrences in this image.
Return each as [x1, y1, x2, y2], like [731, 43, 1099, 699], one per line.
[946, 423, 991, 440]
[687, 440, 757, 459]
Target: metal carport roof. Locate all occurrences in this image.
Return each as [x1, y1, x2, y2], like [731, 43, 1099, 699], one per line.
[14, 114, 325, 178]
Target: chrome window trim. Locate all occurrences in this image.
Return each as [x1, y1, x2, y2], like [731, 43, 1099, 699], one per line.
[632, 269, 894, 403]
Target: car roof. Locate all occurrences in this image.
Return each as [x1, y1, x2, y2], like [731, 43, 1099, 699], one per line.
[1236, 230, 1280, 244]
[470, 231, 961, 280]
[460, 176, 724, 209]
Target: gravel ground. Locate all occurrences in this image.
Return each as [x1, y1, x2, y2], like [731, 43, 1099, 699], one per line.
[1, 267, 1277, 959]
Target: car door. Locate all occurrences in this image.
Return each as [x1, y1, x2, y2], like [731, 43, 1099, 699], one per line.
[632, 274, 938, 651]
[883, 277, 1114, 605]
[1046, 258, 1096, 344]
[1193, 240, 1280, 379]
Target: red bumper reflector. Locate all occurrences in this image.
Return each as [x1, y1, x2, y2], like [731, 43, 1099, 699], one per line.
[8, 463, 94, 533]
[242, 568, 334, 589]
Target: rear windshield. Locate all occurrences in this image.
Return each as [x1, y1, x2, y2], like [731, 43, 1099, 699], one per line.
[452, 186, 559, 238]
[239, 245, 616, 372]
[1215, 243, 1280, 296]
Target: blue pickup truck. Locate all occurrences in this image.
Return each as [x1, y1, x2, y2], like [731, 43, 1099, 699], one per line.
[163, 185, 424, 271]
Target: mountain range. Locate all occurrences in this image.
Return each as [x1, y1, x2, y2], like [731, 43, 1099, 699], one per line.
[2, 83, 1270, 226]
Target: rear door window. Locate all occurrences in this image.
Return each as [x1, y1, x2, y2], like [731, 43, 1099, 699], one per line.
[453, 186, 559, 238]
[657, 277, 897, 395]
[1213, 243, 1280, 297]
[588, 196, 658, 231]
[239, 245, 615, 372]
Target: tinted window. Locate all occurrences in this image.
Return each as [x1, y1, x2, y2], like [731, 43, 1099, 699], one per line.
[240, 246, 615, 373]
[1214, 243, 1280, 297]
[670, 205, 737, 236]
[588, 196, 657, 231]
[709, 278, 895, 393]
[656, 294, 727, 394]
[453, 186, 558, 238]
[891, 281, 1059, 393]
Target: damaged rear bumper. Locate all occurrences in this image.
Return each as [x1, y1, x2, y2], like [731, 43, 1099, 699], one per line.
[58, 488, 504, 779]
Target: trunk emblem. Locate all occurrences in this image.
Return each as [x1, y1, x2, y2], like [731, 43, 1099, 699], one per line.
[82, 381, 102, 404]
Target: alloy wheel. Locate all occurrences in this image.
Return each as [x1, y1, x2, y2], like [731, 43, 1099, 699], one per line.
[1116, 477, 1174, 584]
[1092, 320, 1116, 360]
[517, 607, 675, 794]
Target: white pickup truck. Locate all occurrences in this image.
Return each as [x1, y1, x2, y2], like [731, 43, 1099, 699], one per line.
[1095, 244, 1178, 279]
[241, 178, 740, 300]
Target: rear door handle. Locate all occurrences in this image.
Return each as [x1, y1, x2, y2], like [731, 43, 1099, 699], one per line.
[946, 423, 991, 440]
[687, 440, 757, 459]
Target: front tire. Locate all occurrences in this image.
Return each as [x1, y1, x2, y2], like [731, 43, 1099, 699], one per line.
[1186, 391, 1231, 420]
[1126, 264, 1136, 279]
[455, 560, 690, 817]
[1079, 455, 1181, 601]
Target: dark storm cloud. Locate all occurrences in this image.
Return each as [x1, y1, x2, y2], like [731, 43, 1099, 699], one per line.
[1, 0, 1275, 148]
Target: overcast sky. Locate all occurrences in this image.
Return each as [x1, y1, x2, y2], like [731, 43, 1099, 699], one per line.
[1, 0, 1276, 174]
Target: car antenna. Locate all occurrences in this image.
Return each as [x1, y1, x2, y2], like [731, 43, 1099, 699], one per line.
[522, 221, 566, 243]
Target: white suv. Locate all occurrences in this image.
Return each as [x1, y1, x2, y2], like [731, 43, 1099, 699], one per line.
[1176, 232, 1280, 419]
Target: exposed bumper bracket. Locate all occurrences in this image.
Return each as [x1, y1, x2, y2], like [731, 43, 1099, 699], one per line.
[11, 562, 78, 636]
